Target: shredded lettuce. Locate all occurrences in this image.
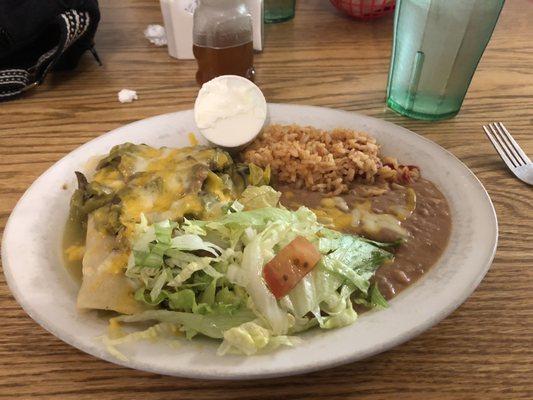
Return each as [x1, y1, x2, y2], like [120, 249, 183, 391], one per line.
[113, 309, 256, 339]
[239, 185, 281, 210]
[353, 283, 389, 310]
[102, 322, 181, 362]
[110, 201, 394, 357]
[319, 230, 393, 294]
[238, 225, 292, 335]
[322, 303, 358, 329]
[217, 321, 302, 356]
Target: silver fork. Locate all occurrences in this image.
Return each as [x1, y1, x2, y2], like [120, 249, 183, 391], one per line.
[483, 122, 533, 185]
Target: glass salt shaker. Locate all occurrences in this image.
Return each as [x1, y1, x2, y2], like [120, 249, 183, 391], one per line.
[193, 0, 255, 85]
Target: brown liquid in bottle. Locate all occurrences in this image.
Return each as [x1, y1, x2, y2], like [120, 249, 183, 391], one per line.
[193, 41, 255, 86]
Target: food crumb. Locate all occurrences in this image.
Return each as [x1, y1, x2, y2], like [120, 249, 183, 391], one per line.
[62, 183, 68, 190]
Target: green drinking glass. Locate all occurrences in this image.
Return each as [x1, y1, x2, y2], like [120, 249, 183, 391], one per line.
[386, 0, 505, 121]
[264, 0, 296, 23]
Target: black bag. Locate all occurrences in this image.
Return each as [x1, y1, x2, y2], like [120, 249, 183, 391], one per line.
[0, 0, 100, 101]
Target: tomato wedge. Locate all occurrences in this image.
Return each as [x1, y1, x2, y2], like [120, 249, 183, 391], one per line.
[263, 236, 321, 299]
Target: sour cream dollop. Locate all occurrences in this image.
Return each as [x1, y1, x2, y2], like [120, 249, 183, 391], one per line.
[194, 75, 267, 148]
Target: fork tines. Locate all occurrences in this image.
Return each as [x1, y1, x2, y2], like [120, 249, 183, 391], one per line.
[483, 122, 531, 169]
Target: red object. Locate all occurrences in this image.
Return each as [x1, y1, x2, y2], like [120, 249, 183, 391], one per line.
[263, 236, 321, 299]
[330, 0, 396, 19]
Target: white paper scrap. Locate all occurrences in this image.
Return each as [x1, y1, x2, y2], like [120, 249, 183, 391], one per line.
[118, 89, 138, 103]
[144, 24, 167, 46]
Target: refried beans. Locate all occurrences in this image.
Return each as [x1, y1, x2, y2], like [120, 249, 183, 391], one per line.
[277, 179, 451, 300]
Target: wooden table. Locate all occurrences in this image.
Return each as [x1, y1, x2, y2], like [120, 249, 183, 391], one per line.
[1, 0, 531, 398]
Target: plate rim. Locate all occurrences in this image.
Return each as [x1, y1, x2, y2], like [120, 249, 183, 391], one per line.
[1, 104, 498, 379]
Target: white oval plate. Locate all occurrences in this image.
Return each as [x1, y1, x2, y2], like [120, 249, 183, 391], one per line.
[2, 104, 497, 380]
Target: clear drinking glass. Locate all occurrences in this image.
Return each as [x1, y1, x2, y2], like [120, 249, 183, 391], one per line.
[386, 0, 505, 121]
[264, 0, 296, 23]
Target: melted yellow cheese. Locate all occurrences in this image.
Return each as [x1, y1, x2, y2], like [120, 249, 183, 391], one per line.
[87, 145, 234, 242]
[284, 191, 294, 199]
[65, 245, 85, 261]
[108, 318, 125, 339]
[119, 192, 155, 235]
[153, 188, 180, 212]
[145, 148, 178, 173]
[92, 169, 125, 191]
[188, 132, 198, 146]
[107, 251, 130, 274]
[171, 194, 204, 218]
[388, 188, 417, 221]
[137, 146, 161, 159]
[312, 206, 354, 231]
[320, 198, 336, 208]
[314, 198, 409, 239]
[205, 171, 233, 202]
[353, 200, 409, 238]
